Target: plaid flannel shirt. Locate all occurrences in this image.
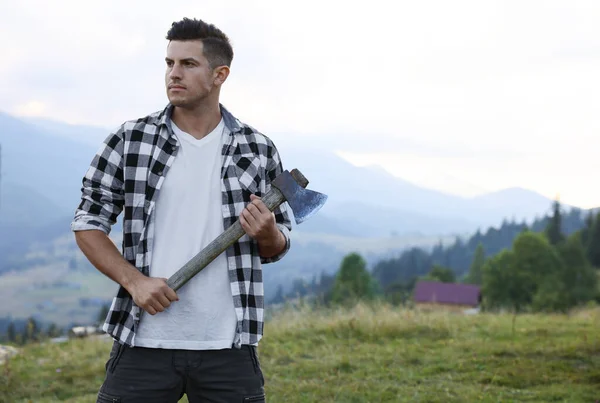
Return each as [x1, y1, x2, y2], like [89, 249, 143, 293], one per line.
[71, 104, 292, 348]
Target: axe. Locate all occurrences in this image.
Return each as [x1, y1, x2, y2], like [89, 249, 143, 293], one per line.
[166, 168, 327, 291]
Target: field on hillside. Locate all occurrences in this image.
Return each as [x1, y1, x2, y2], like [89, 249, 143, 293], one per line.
[0, 230, 453, 327]
[1, 304, 599, 402]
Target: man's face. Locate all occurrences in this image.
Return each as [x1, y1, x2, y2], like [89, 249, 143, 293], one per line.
[165, 40, 216, 107]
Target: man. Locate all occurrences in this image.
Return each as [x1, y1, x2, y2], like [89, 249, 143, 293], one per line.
[72, 17, 291, 403]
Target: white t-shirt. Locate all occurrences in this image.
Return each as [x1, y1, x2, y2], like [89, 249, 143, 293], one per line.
[134, 118, 238, 350]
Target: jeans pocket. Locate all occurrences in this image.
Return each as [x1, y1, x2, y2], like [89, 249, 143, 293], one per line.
[242, 393, 265, 402]
[97, 390, 122, 402]
[248, 346, 264, 386]
[108, 343, 126, 373]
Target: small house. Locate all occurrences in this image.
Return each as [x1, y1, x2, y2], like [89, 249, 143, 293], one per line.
[413, 280, 481, 313]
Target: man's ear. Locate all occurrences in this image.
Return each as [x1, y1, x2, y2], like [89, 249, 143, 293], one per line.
[214, 66, 230, 86]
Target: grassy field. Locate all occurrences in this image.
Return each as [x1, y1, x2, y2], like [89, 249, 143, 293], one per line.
[1, 303, 599, 402]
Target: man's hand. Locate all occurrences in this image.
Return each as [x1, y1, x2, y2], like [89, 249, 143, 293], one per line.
[240, 194, 286, 257]
[128, 276, 179, 315]
[240, 194, 278, 241]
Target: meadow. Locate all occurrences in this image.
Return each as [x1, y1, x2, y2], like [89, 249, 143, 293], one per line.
[1, 303, 599, 402]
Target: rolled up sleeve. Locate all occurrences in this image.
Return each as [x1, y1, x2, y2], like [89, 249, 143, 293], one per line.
[71, 130, 125, 235]
[260, 140, 292, 264]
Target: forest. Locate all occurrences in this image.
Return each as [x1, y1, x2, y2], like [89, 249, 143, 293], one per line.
[275, 201, 599, 313]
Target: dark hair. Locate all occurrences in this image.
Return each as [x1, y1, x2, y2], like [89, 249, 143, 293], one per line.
[166, 18, 233, 68]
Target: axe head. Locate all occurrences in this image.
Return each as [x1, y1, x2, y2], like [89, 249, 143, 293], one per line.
[272, 170, 328, 224]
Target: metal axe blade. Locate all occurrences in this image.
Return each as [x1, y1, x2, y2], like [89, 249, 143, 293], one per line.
[272, 170, 328, 224]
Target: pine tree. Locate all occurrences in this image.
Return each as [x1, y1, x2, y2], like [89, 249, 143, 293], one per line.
[545, 200, 565, 246]
[25, 317, 39, 342]
[586, 212, 600, 268]
[556, 232, 597, 308]
[581, 211, 594, 246]
[7, 322, 16, 342]
[465, 243, 485, 285]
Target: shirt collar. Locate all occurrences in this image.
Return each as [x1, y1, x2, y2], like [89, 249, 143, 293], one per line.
[156, 103, 244, 139]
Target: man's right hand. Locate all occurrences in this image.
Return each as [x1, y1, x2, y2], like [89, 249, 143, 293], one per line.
[74, 230, 179, 316]
[129, 276, 179, 315]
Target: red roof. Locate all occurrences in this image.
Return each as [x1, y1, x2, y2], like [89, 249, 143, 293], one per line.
[413, 281, 481, 306]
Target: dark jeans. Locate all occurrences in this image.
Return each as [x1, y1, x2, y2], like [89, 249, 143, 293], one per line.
[97, 341, 265, 403]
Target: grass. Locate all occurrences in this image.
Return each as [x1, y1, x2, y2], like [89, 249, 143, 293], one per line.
[1, 303, 599, 402]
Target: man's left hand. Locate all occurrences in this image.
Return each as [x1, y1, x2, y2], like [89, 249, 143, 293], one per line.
[240, 194, 278, 242]
[240, 194, 287, 258]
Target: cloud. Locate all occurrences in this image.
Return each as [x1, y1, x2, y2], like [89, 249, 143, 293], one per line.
[14, 101, 48, 117]
[1, 0, 599, 207]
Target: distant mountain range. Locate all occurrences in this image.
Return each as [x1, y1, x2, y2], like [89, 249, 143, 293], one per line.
[0, 110, 592, 324]
[0, 110, 586, 268]
[0, 111, 577, 238]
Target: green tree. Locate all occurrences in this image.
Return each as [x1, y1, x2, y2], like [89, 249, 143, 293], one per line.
[556, 232, 598, 307]
[580, 211, 595, 246]
[481, 250, 523, 311]
[513, 231, 563, 289]
[482, 231, 563, 313]
[531, 274, 569, 313]
[46, 323, 62, 338]
[423, 265, 456, 283]
[330, 253, 378, 306]
[25, 317, 40, 343]
[465, 243, 485, 285]
[7, 322, 16, 342]
[586, 212, 600, 268]
[383, 282, 407, 306]
[545, 200, 565, 246]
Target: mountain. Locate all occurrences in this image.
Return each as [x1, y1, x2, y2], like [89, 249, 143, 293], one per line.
[0, 182, 73, 271]
[275, 143, 566, 234]
[0, 182, 66, 226]
[321, 201, 477, 237]
[0, 111, 587, 324]
[0, 112, 99, 209]
[20, 114, 564, 229]
[467, 187, 557, 220]
[24, 116, 110, 147]
[0, 111, 571, 251]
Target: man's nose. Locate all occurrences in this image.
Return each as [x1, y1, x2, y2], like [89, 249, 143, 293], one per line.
[169, 64, 182, 79]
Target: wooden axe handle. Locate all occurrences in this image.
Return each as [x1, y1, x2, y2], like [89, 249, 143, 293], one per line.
[166, 169, 308, 291]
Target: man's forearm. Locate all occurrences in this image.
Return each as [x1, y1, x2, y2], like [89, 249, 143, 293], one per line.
[257, 227, 286, 258]
[74, 229, 143, 293]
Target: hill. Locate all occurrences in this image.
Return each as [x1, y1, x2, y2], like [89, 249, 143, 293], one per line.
[1, 304, 599, 402]
[0, 112, 98, 209]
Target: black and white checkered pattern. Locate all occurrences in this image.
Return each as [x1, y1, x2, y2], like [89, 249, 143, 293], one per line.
[71, 104, 292, 348]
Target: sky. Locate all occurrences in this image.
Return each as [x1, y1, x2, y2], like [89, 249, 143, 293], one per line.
[1, 0, 598, 208]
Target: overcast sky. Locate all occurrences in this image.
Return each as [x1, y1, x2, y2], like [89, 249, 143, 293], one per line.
[1, 0, 598, 208]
